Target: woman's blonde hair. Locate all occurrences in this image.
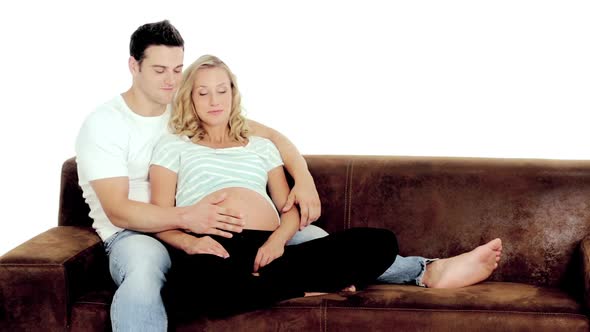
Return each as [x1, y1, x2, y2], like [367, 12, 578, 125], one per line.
[170, 54, 249, 143]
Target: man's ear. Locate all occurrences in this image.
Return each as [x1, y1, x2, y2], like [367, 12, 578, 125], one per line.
[128, 56, 139, 75]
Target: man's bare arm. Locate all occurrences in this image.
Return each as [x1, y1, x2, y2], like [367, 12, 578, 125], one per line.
[149, 164, 231, 257]
[91, 174, 244, 236]
[249, 120, 310, 182]
[249, 120, 321, 226]
[91, 177, 187, 232]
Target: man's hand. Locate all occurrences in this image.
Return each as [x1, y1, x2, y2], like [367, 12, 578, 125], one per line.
[282, 179, 321, 230]
[182, 235, 229, 258]
[182, 193, 246, 238]
[253, 238, 285, 273]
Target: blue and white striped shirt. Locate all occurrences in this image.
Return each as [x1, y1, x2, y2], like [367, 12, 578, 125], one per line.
[150, 133, 284, 209]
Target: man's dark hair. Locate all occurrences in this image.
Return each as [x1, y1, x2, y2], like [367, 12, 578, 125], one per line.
[129, 20, 184, 64]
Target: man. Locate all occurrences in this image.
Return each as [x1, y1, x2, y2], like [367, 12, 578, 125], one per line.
[75, 20, 320, 331]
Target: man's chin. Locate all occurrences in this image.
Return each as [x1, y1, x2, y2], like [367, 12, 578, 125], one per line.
[158, 97, 174, 106]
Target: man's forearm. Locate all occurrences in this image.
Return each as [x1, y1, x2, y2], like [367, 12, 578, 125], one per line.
[107, 200, 188, 233]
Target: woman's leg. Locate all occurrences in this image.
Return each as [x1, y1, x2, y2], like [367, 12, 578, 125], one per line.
[166, 228, 397, 317]
[287, 225, 501, 288]
[261, 227, 398, 292]
[164, 231, 304, 318]
[290, 225, 430, 286]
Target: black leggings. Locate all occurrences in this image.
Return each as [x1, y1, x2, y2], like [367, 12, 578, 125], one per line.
[164, 227, 397, 318]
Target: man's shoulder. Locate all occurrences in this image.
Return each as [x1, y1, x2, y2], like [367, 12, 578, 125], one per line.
[83, 96, 128, 128]
[75, 96, 130, 148]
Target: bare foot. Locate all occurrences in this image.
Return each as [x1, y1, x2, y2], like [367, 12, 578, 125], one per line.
[304, 292, 328, 297]
[341, 285, 356, 292]
[421, 238, 502, 288]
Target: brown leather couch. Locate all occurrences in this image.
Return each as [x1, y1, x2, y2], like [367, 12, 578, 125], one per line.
[2, 156, 590, 331]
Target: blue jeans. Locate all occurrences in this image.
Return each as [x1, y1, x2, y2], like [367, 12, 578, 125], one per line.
[104, 230, 171, 332]
[287, 225, 431, 286]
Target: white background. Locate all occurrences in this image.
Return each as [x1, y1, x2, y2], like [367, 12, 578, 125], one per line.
[0, 1, 588, 256]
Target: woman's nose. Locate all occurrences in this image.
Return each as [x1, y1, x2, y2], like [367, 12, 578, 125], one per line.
[209, 93, 218, 105]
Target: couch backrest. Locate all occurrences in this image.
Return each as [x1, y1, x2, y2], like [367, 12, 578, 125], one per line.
[60, 156, 590, 288]
[304, 156, 590, 290]
[59, 157, 92, 228]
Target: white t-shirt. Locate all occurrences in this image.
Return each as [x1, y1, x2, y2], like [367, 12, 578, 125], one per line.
[75, 95, 170, 241]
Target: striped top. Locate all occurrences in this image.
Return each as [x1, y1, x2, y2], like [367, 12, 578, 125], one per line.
[150, 133, 284, 211]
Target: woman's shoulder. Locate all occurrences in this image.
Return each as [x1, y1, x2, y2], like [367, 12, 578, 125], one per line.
[247, 136, 279, 152]
[248, 135, 273, 145]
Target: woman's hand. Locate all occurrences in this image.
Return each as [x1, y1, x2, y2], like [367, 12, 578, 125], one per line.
[282, 177, 321, 230]
[182, 235, 229, 258]
[253, 239, 285, 273]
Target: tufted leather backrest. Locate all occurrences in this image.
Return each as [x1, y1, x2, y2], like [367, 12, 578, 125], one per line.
[59, 155, 590, 288]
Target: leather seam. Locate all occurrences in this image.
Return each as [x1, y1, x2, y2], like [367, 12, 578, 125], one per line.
[69, 302, 587, 318]
[326, 306, 588, 317]
[72, 303, 334, 309]
[74, 301, 110, 306]
[324, 299, 329, 332]
[0, 243, 102, 267]
[348, 159, 354, 229]
[0, 263, 65, 267]
[343, 160, 351, 230]
[60, 242, 103, 265]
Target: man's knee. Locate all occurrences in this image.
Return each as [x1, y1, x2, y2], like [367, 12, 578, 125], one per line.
[287, 225, 329, 246]
[109, 233, 171, 285]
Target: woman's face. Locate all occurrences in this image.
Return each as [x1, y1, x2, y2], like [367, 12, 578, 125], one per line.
[192, 66, 233, 127]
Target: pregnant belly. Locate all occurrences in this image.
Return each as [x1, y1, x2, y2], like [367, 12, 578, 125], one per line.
[202, 187, 279, 231]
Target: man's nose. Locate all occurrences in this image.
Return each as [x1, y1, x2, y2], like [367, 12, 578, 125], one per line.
[164, 72, 175, 85]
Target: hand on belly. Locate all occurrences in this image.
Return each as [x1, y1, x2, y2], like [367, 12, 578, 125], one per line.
[203, 187, 279, 231]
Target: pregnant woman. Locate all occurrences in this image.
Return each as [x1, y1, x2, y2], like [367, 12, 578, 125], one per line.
[149, 54, 397, 317]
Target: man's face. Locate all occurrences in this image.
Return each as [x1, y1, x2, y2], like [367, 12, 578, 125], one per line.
[132, 45, 184, 106]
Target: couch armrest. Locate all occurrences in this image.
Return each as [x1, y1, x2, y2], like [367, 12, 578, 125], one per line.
[581, 235, 590, 312]
[0, 226, 104, 331]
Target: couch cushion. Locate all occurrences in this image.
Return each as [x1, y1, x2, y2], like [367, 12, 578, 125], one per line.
[69, 289, 112, 331]
[69, 282, 588, 331]
[326, 282, 588, 331]
[340, 282, 582, 313]
[70, 290, 341, 331]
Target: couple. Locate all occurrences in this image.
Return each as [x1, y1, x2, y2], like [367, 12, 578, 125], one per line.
[75, 20, 502, 331]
